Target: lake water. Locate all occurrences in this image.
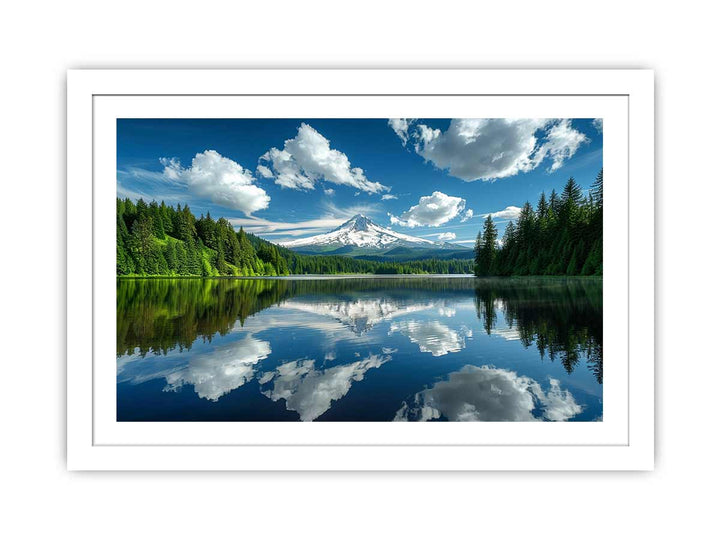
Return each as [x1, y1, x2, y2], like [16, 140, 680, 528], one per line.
[117, 276, 602, 422]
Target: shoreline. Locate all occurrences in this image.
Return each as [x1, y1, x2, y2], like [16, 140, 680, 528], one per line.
[117, 274, 602, 280]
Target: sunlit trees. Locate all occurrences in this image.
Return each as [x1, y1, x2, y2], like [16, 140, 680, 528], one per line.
[116, 198, 475, 277]
[474, 215, 498, 276]
[478, 170, 603, 276]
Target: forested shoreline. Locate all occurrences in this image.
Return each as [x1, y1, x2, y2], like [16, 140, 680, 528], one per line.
[117, 170, 602, 278]
[116, 198, 474, 277]
[474, 171, 603, 277]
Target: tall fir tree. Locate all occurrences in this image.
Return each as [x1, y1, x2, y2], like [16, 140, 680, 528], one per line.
[474, 215, 498, 276]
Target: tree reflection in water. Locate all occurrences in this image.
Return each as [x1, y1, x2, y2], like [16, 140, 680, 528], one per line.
[473, 278, 602, 383]
[117, 276, 602, 384]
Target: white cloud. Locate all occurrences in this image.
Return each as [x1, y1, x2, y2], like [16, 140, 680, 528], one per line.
[381, 194, 398, 200]
[437, 232, 456, 241]
[460, 209, 474, 222]
[394, 365, 582, 422]
[389, 320, 472, 357]
[229, 201, 381, 239]
[593, 118, 603, 132]
[259, 123, 389, 193]
[389, 191, 466, 228]
[388, 118, 415, 145]
[256, 164, 274, 179]
[229, 216, 348, 235]
[324, 188, 335, 196]
[533, 119, 590, 172]
[161, 150, 270, 215]
[482, 205, 523, 221]
[408, 118, 588, 181]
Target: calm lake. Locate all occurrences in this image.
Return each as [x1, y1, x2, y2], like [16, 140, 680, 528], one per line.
[117, 276, 602, 422]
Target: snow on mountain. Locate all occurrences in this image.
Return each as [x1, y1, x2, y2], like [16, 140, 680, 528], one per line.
[279, 214, 451, 251]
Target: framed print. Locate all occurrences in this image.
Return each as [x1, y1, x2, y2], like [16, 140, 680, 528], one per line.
[67, 69, 654, 470]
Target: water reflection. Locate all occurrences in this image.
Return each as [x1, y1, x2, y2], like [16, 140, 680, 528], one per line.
[394, 365, 582, 422]
[282, 299, 436, 334]
[474, 279, 603, 383]
[389, 320, 472, 356]
[117, 277, 602, 421]
[259, 352, 391, 421]
[163, 335, 271, 401]
[118, 332, 271, 401]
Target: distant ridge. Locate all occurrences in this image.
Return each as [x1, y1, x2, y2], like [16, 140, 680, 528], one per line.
[279, 214, 469, 258]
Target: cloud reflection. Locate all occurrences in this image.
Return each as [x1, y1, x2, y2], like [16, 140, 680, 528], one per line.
[259, 353, 390, 421]
[119, 334, 271, 402]
[389, 320, 472, 356]
[394, 365, 582, 421]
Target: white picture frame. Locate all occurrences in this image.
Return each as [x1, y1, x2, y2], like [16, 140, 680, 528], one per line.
[67, 69, 654, 470]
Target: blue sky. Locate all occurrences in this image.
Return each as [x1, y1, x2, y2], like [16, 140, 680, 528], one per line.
[117, 118, 603, 245]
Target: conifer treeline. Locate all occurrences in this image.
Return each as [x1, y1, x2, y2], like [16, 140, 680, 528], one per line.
[116, 198, 475, 276]
[474, 170, 603, 277]
[117, 198, 288, 276]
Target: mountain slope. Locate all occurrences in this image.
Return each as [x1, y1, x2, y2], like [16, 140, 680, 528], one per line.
[279, 214, 469, 258]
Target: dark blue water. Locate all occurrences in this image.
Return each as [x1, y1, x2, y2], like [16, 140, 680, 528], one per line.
[117, 276, 602, 422]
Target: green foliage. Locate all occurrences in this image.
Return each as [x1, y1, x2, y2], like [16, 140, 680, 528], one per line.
[474, 215, 498, 276]
[117, 198, 475, 276]
[117, 276, 602, 386]
[476, 170, 603, 277]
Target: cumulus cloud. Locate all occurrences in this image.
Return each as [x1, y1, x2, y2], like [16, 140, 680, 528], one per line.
[593, 118, 603, 132]
[389, 320, 472, 357]
[256, 164, 274, 179]
[161, 150, 270, 215]
[324, 188, 335, 196]
[437, 232, 456, 241]
[259, 353, 391, 421]
[532, 119, 590, 172]
[258, 123, 389, 193]
[482, 206, 523, 221]
[405, 118, 588, 181]
[388, 118, 415, 145]
[394, 365, 582, 422]
[389, 191, 466, 228]
[460, 209, 474, 222]
[381, 194, 398, 200]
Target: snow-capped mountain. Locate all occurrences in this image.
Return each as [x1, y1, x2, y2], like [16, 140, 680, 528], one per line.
[279, 214, 460, 253]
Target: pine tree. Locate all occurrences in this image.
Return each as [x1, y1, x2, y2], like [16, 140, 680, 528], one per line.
[164, 242, 178, 273]
[469, 169, 603, 277]
[537, 192, 548, 219]
[591, 168, 603, 209]
[475, 215, 498, 276]
[473, 229, 483, 274]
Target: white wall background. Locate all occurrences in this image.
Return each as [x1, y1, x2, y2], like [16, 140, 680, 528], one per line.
[1, 1, 716, 538]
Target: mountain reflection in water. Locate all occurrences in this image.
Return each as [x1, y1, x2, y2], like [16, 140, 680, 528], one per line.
[117, 277, 602, 422]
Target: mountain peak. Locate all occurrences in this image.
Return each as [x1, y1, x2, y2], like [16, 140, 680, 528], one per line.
[280, 214, 464, 253]
[334, 214, 374, 232]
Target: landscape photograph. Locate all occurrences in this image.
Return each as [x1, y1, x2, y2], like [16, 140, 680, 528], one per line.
[116, 117, 603, 422]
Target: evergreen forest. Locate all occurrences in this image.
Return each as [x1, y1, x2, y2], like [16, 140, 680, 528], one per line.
[474, 170, 603, 277]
